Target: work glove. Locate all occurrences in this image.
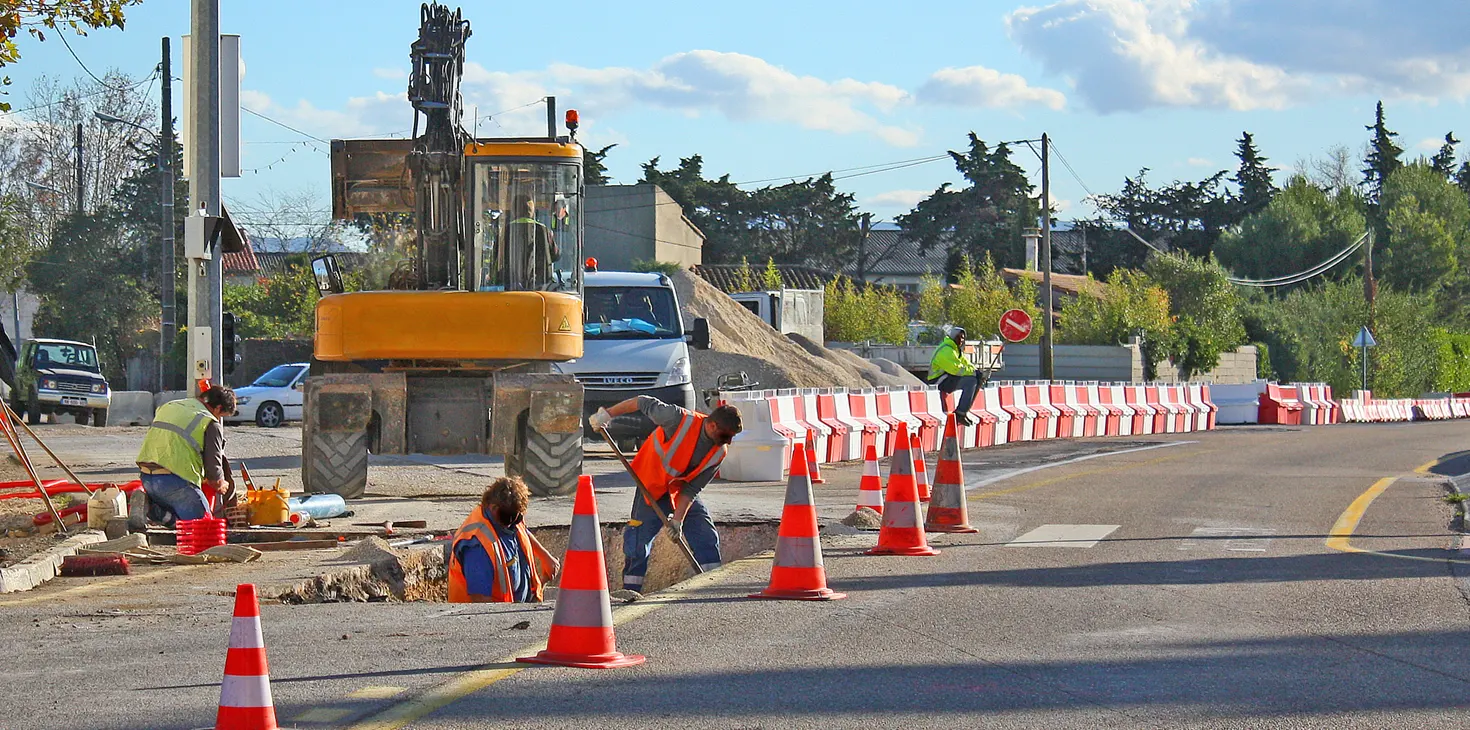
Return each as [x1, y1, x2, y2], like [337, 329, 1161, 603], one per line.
[588, 408, 612, 431]
[664, 518, 683, 541]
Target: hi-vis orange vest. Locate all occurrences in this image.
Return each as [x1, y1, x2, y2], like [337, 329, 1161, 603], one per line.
[448, 507, 556, 603]
[631, 410, 727, 503]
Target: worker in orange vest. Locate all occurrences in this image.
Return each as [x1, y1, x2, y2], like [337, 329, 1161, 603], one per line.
[591, 396, 743, 593]
[448, 477, 560, 602]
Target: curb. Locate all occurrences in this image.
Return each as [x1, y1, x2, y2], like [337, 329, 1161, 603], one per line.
[0, 530, 107, 593]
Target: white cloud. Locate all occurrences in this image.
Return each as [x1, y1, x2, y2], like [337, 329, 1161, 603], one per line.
[916, 66, 1066, 110]
[867, 189, 930, 209]
[1006, 0, 1302, 113]
[1415, 136, 1446, 151]
[1186, 157, 1212, 167]
[1006, 0, 1470, 112]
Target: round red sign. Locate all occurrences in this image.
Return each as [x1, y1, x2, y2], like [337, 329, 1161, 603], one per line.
[998, 308, 1034, 343]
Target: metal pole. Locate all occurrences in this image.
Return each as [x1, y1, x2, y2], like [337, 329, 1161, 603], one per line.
[188, 0, 222, 387]
[857, 213, 871, 284]
[1361, 343, 1368, 393]
[74, 123, 83, 215]
[160, 37, 176, 391]
[10, 290, 18, 348]
[1040, 133, 1054, 381]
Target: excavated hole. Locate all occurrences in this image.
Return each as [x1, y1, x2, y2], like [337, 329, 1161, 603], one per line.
[268, 520, 780, 605]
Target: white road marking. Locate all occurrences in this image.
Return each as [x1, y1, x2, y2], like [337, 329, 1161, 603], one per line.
[962, 441, 1197, 491]
[1178, 526, 1276, 552]
[1006, 524, 1120, 548]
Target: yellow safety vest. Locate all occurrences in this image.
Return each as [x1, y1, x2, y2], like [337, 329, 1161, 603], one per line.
[136, 399, 216, 486]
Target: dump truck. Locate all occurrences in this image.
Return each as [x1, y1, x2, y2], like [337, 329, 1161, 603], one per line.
[302, 3, 585, 498]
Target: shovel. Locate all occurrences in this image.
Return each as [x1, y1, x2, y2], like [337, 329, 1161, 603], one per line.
[596, 426, 705, 575]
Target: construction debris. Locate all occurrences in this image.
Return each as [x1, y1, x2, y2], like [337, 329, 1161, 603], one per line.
[841, 507, 883, 530]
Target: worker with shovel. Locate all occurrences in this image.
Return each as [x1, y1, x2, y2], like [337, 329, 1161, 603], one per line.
[590, 397, 742, 594]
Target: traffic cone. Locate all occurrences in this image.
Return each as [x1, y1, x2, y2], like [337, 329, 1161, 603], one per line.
[855, 443, 884, 515]
[804, 429, 825, 484]
[924, 413, 979, 534]
[911, 430, 931, 503]
[518, 475, 645, 669]
[866, 423, 940, 557]
[215, 584, 278, 730]
[751, 442, 845, 601]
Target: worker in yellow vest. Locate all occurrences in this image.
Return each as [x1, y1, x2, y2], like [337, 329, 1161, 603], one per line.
[448, 477, 560, 602]
[129, 386, 237, 531]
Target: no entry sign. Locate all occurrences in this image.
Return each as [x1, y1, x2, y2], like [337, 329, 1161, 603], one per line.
[998, 309, 1034, 343]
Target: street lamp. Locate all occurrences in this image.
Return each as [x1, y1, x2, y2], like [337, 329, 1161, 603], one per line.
[96, 111, 175, 393]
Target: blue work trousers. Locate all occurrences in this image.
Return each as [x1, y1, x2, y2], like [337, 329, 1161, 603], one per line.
[933, 373, 979, 416]
[622, 493, 720, 590]
[140, 472, 210, 526]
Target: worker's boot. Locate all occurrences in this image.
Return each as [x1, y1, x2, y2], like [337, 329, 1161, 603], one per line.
[126, 489, 150, 533]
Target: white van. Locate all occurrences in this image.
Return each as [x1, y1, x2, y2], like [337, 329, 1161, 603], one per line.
[557, 270, 709, 448]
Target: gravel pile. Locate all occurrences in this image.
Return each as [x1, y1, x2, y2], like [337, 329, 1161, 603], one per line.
[788, 334, 924, 389]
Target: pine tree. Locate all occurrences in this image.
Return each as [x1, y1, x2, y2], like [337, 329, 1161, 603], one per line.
[1232, 131, 1276, 219]
[1456, 161, 1470, 200]
[1362, 101, 1404, 204]
[583, 144, 617, 185]
[1430, 133, 1460, 178]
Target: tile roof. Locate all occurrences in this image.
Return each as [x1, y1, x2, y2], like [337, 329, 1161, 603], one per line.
[255, 251, 369, 277]
[839, 229, 949, 278]
[694, 264, 835, 293]
[1000, 268, 1105, 298]
[221, 246, 260, 275]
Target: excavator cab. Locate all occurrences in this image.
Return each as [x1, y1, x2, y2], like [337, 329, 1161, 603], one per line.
[301, 3, 587, 499]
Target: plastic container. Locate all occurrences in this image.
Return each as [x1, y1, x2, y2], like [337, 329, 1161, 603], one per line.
[247, 483, 291, 525]
[176, 517, 226, 555]
[716, 433, 790, 482]
[288, 494, 349, 520]
[86, 487, 127, 529]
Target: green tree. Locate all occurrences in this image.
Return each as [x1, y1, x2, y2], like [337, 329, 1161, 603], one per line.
[584, 144, 616, 185]
[26, 211, 151, 383]
[1094, 168, 1235, 258]
[1215, 175, 1366, 287]
[1144, 252, 1246, 378]
[0, 0, 139, 111]
[729, 256, 757, 293]
[761, 256, 781, 290]
[1362, 101, 1404, 206]
[1059, 269, 1175, 376]
[0, 194, 33, 290]
[944, 253, 1038, 342]
[898, 133, 1038, 269]
[916, 274, 946, 326]
[1232, 131, 1276, 219]
[1430, 132, 1460, 179]
[222, 259, 319, 338]
[1379, 162, 1469, 293]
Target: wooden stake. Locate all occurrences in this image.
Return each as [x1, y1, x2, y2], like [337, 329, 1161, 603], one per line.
[1, 400, 94, 496]
[0, 406, 70, 535]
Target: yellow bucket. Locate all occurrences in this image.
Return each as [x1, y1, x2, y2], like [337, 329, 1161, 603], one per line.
[247, 480, 290, 525]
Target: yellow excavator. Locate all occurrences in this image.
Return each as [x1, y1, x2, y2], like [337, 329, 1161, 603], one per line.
[302, 3, 585, 497]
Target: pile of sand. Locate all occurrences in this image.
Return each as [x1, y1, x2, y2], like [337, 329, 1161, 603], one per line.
[671, 270, 869, 398]
[787, 334, 925, 389]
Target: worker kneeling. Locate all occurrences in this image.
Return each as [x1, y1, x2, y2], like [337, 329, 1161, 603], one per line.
[590, 396, 743, 592]
[449, 477, 560, 603]
[130, 385, 237, 531]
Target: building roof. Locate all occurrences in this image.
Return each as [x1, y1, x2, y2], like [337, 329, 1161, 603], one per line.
[694, 263, 835, 293]
[839, 229, 948, 279]
[221, 246, 261, 276]
[1000, 268, 1105, 298]
[255, 251, 369, 277]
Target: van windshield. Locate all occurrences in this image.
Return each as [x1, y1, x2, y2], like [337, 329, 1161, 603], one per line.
[584, 287, 682, 340]
[31, 343, 99, 372]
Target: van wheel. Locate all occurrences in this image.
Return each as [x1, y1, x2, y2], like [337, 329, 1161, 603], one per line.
[26, 390, 41, 426]
[75, 409, 90, 426]
[92, 408, 108, 427]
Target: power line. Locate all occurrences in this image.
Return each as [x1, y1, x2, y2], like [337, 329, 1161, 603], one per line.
[733, 153, 949, 186]
[0, 73, 156, 118]
[241, 106, 330, 148]
[56, 32, 139, 92]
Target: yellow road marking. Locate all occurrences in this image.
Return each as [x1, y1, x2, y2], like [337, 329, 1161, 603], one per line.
[1326, 457, 1470, 565]
[971, 448, 1207, 501]
[292, 707, 353, 723]
[345, 555, 769, 730]
[347, 686, 407, 699]
[0, 564, 204, 606]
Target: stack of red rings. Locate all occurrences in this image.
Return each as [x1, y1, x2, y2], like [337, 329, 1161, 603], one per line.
[176, 517, 227, 555]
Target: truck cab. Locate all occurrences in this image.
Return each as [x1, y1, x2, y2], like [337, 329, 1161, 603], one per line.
[11, 338, 111, 426]
[559, 270, 709, 448]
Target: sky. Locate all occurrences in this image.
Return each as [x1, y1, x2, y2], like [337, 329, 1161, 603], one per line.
[5, 0, 1470, 229]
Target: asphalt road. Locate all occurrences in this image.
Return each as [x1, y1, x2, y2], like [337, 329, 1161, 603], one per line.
[2, 421, 1467, 729]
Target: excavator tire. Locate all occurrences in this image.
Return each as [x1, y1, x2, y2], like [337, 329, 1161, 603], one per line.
[507, 426, 580, 497]
[305, 430, 369, 499]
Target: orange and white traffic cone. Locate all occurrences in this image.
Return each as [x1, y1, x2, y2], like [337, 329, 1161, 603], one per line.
[867, 424, 940, 557]
[804, 429, 825, 484]
[910, 430, 931, 503]
[924, 413, 979, 534]
[518, 475, 645, 669]
[751, 441, 845, 601]
[855, 443, 884, 515]
[215, 584, 278, 730]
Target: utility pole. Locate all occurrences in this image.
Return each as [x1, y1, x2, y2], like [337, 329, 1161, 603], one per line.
[74, 123, 83, 215]
[1040, 133, 1054, 381]
[857, 213, 871, 284]
[160, 37, 176, 391]
[186, 0, 223, 388]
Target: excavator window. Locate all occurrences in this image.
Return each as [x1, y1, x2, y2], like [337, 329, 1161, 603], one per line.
[472, 161, 582, 294]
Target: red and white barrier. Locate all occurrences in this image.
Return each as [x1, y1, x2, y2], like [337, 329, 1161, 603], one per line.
[907, 388, 944, 452]
[847, 391, 892, 456]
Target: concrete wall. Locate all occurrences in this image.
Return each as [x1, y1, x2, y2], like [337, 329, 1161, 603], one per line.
[778, 289, 824, 344]
[1157, 346, 1258, 385]
[585, 184, 704, 271]
[993, 343, 1144, 382]
[227, 338, 313, 388]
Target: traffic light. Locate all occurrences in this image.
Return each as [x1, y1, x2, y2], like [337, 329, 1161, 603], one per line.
[221, 312, 238, 375]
